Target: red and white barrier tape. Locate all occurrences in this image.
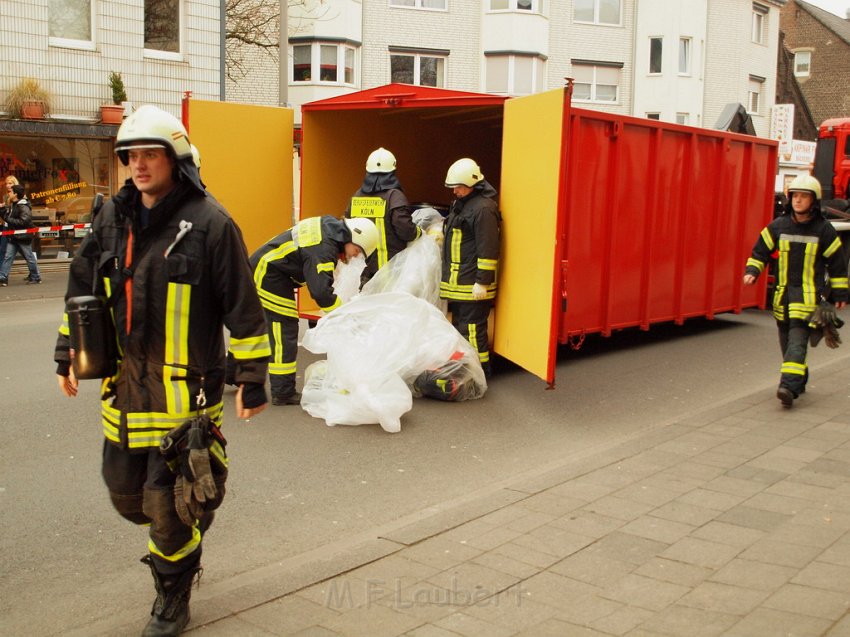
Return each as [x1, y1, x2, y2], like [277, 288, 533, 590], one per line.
[0, 223, 91, 237]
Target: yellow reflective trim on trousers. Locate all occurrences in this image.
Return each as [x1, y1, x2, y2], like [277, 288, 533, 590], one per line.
[272, 320, 284, 369]
[825, 237, 842, 258]
[746, 258, 765, 273]
[59, 312, 70, 336]
[149, 525, 201, 562]
[316, 262, 334, 274]
[259, 296, 299, 318]
[257, 287, 296, 308]
[164, 283, 191, 416]
[781, 361, 807, 375]
[468, 323, 479, 354]
[802, 242, 817, 307]
[376, 217, 388, 269]
[760, 228, 775, 251]
[229, 334, 271, 359]
[479, 350, 490, 363]
[269, 361, 296, 375]
[477, 258, 497, 271]
[254, 241, 296, 288]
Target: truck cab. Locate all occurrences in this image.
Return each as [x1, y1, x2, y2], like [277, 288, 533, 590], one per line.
[814, 118, 850, 205]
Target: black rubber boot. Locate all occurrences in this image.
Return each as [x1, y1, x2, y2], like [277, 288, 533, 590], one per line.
[272, 391, 302, 406]
[140, 556, 201, 637]
[777, 386, 796, 409]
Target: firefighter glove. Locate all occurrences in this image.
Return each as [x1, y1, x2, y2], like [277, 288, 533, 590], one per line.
[472, 283, 488, 300]
[809, 302, 844, 349]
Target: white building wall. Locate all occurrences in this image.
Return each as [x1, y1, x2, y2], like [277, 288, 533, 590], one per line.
[633, 0, 707, 125]
[704, 0, 783, 137]
[1, 0, 221, 120]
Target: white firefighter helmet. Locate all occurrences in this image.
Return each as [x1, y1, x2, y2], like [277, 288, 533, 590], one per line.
[366, 147, 397, 174]
[787, 174, 822, 200]
[445, 158, 483, 188]
[114, 105, 193, 165]
[344, 217, 379, 257]
[190, 144, 201, 169]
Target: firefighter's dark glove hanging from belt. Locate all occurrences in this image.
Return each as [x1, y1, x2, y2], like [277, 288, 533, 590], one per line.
[160, 416, 219, 526]
[809, 301, 845, 349]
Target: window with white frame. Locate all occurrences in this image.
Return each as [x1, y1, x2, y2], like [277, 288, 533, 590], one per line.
[679, 38, 691, 75]
[794, 50, 811, 77]
[488, 0, 544, 11]
[747, 75, 764, 114]
[649, 37, 662, 74]
[752, 3, 767, 45]
[49, 0, 93, 46]
[574, 0, 621, 25]
[572, 62, 620, 103]
[389, 0, 447, 9]
[292, 42, 357, 84]
[676, 113, 689, 125]
[390, 51, 446, 87]
[145, 0, 181, 55]
[485, 54, 546, 95]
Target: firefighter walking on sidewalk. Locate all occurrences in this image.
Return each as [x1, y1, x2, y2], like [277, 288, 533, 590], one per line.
[743, 174, 848, 408]
[54, 105, 270, 636]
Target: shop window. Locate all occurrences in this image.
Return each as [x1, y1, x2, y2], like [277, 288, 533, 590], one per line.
[574, 0, 621, 25]
[292, 42, 358, 85]
[485, 54, 546, 96]
[49, 0, 94, 48]
[794, 50, 811, 77]
[679, 38, 691, 75]
[389, 0, 447, 9]
[572, 63, 620, 103]
[145, 0, 181, 56]
[649, 37, 662, 74]
[0, 135, 114, 259]
[390, 53, 445, 87]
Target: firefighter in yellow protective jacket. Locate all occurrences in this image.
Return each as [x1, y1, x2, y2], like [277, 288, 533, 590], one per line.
[54, 106, 270, 636]
[344, 147, 420, 286]
[440, 158, 501, 377]
[744, 175, 848, 408]
[251, 216, 379, 405]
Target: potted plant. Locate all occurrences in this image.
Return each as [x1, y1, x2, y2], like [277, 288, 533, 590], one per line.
[101, 72, 127, 124]
[3, 77, 51, 120]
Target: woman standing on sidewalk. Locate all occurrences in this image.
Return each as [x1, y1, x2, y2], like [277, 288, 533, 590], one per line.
[0, 184, 41, 286]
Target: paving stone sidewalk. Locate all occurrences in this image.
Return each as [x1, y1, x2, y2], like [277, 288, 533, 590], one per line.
[160, 360, 850, 637]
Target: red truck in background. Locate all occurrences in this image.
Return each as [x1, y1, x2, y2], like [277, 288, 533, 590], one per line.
[814, 118, 850, 261]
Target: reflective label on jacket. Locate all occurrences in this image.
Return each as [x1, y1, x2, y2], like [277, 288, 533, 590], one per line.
[350, 197, 386, 219]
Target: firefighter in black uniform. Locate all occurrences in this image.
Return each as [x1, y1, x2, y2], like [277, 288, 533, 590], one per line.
[744, 174, 848, 408]
[440, 158, 501, 377]
[251, 215, 379, 405]
[54, 105, 271, 637]
[344, 147, 419, 286]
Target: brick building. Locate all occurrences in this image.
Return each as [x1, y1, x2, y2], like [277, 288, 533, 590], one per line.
[780, 0, 850, 127]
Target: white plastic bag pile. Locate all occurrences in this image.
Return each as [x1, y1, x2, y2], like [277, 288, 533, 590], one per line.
[300, 222, 487, 433]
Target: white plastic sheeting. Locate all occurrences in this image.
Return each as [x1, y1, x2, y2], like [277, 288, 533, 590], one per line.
[301, 232, 487, 433]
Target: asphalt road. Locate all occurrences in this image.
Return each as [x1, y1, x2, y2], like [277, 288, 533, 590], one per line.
[3, 280, 847, 635]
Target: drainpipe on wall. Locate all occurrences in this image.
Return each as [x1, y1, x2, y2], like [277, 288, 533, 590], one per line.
[220, 0, 226, 101]
[280, 0, 289, 107]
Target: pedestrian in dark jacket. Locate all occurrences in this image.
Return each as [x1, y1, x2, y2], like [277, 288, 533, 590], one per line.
[440, 158, 501, 377]
[744, 174, 848, 408]
[0, 183, 41, 285]
[344, 147, 419, 286]
[53, 105, 270, 637]
[251, 215, 378, 405]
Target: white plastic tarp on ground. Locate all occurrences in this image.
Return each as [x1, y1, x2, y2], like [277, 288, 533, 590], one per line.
[300, 233, 486, 433]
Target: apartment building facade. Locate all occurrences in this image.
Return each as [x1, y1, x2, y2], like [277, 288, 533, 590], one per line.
[228, 0, 785, 137]
[0, 0, 221, 257]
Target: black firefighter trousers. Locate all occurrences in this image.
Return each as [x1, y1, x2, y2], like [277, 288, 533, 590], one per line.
[777, 317, 810, 397]
[448, 300, 492, 376]
[102, 442, 204, 576]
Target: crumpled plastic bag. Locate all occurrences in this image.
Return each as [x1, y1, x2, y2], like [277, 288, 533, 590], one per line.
[333, 253, 365, 304]
[360, 229, 443, 307]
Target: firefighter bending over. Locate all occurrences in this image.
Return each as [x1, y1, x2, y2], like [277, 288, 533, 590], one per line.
[252, 216, 379, 406]
[440, 158, 501, 378]
[743, 174, 848, 408]
[54, 105, 270, 636]
[345, 147, 419, 286]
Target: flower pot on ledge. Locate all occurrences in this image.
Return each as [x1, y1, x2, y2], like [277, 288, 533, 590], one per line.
[21, 100, 45, 120]
[100, 104, 125, 124]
